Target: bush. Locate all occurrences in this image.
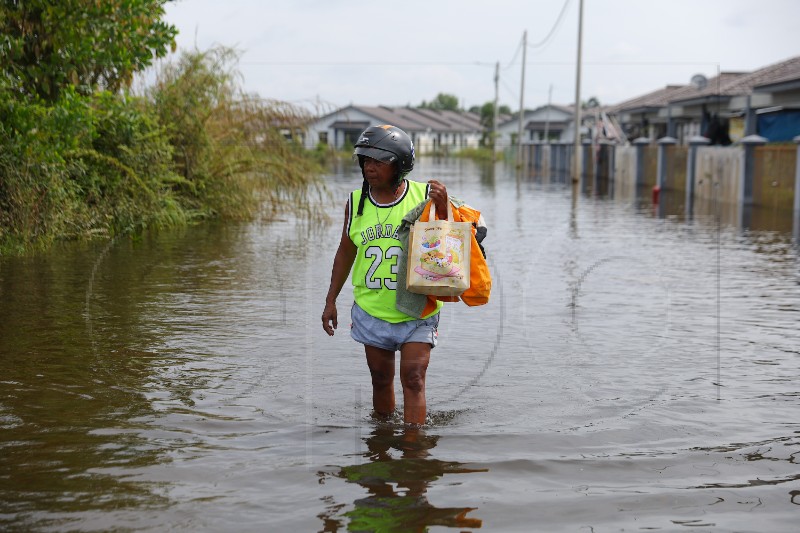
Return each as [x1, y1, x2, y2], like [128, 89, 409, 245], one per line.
[68, 91, 186, 235]
[0, 85, 181, 252]
[0, 84, 91, 251]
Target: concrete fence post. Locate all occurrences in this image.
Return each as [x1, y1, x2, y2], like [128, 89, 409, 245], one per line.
[656, 136, 677, 190]
[686, 135, 710, 211]
[739, 134, 767, 207]
[634, 137, 651, 188]
[537, 141, 544, 175]
[582, 139, 592, 192]
[793, 135, 800, 241]
[542, 143, 550, 177]
[594, 140, 610, 191]
[609, 142, 617, 196]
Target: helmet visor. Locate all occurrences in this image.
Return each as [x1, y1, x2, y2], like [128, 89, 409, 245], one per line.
[353, 146, 398, 165]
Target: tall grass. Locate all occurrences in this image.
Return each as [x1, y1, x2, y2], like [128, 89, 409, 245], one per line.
[147, 46, 323, 221]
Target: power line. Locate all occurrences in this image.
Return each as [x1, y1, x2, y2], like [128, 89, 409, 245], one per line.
[503, 34, 524, 71]
[239, 60, 495, 67]
[500, 78, 518, 103]
[239, 59, 718, 68]
[528, 0, 572, 50]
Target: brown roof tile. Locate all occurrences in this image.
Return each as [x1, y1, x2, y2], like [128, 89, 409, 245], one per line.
[607, 85, 687, 113]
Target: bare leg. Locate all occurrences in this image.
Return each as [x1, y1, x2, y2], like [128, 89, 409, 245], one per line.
[365, 345, 396, 418]
[399, 342, 431, 425]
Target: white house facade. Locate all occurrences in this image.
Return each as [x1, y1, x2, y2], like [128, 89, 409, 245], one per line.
[495, 105, 576, 151]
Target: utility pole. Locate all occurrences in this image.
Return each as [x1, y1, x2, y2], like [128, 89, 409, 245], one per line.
[572, 0, 584, 183]
[493, 61, 499, 162]
[544, 84, 552, 143]
[516, 30, 527, 168]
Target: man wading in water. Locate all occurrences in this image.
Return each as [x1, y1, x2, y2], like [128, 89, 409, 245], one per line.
[321, 125, 449, 425]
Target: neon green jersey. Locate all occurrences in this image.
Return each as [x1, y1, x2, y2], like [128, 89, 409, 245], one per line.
[348, 179, 443, 323]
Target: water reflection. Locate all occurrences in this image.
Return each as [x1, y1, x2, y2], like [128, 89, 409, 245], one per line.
[477, 160, 495, 188]
[318, 425, 485, 531]
[0, 246, 172, 529]
[2, 158, 798, 530]
[519, 158, 798, 237]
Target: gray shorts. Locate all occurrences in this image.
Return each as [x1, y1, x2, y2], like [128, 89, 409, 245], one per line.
[350, 303, 439, 351]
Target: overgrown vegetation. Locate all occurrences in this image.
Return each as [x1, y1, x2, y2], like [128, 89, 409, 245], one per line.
[0, 1, 321, 255]
[146, 46, 321, 221]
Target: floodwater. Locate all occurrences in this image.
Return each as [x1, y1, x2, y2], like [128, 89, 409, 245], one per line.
[1, 159, 799, 532]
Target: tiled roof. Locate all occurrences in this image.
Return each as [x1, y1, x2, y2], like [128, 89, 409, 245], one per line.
[350, 106, 482, 133]
[667, 55, 800, 104]
[501, 104, 574, 125]
[607, 56, 800, 112]
[607, 85, 689, 113]
[722, 55, 800, 94]
[668, 72, 747, 102]
[413, 108, 483, 131]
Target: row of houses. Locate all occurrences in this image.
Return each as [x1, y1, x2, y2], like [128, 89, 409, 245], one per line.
[304, 55, 800, 155]
[607, 54, 800, 145]
[302, 105, 484, 154]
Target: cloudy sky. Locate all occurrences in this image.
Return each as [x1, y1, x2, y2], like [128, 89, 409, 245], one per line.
[162, 0, 799, 113]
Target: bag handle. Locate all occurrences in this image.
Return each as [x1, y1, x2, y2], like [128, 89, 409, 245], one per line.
[419, 200, 454, 222]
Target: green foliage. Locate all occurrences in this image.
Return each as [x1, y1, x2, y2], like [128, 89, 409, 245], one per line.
[582, 96, 601, 109]
[0, 81, 182, 252]
[0, 2, 323, 255]
[1, 45, 323, 254]
[1, 83, 84, 250]
[469, 102, 512, 131]
[1, 0, 177, 101]
[466, 102, 511, 147]
[420, 93, 460, 111]
[68, 91, 186, 234]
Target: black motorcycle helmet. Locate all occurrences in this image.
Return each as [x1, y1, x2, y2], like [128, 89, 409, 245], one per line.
[353, 125, 415, 216]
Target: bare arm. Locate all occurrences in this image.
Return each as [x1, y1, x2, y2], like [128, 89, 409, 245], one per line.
[321, 204, 357, 336]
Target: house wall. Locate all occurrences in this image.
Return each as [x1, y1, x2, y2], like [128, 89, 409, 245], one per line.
[410, 132, 481, 155]
[304, 108, 375, 150]
[766, 91, 800, 107]
[496, 107, 574, 150]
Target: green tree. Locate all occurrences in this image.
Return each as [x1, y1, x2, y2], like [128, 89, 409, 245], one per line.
[420, 92, 460, 111]
[469, 102, 511, 130]
[582, 96, 601, 109]
[467, 102, 511, 147]
[1, 0, 177, 100]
